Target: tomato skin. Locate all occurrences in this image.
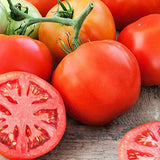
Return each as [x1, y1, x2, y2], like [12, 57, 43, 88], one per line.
[1, 0, 42, 39]
[0, 71, 66, 160]
[0, 35, 53, 82]
[52, 40, 141, 126]
[101, 0, 160, 30]
[39, 0, 116, 63]
[24, 0, 57, 17]
[119, 121, 160, 159]
[118, 14, 160, 86]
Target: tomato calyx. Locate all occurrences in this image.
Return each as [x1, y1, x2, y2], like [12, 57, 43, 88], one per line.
[7, 0, 31, 21]
[7, 0, 93, 50]
[56, 0, 73, 19]
[10, 3, 29, 21]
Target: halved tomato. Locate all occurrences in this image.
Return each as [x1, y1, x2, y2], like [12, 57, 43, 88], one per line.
[119, 121, 160, 159]
[0, 71, 66, 160]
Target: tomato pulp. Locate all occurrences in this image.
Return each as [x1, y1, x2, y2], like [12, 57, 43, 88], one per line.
[119, 121, 160, 159]
[0, 72, 66, 160]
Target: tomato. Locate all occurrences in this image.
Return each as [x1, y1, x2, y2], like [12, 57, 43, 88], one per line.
[52, 40, 141, 126]
[0, 35, 53, 81]
[24, 0, 57, 17]
[101, 0, 160, 30]
[0, 71, 66, 159]
[1, 0, 42, 39]
[119, 121, 160, 159]
[118, 14, 160, 86]
[39, 0, 116, 63]
[0, 3, 8, 34]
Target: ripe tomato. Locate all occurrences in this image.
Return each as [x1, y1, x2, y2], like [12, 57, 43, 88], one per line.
[1, 0, 41, 39]
[118, 14, 160, 86]
[0, 71, 66, 159]
[24, 0, 57, 17]
[119, 121, 160, 159]
[0, 35, 53, 81]
[52, 40, 141, 126]
[0, 3, 8, 34]
[39, 0, 116, 63]
[101, 0, 160, 30]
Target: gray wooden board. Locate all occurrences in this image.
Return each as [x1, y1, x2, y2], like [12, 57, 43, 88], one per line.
[0, 86, 159, 160]
[36, 86, 160, 160]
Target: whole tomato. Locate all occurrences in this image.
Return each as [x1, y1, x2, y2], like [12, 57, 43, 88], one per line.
[0, 35, 53, 81]
[39, 0, 116, 63]
[0, 3, 8, 34]
[1, 0, 42, 39]
[101, 0, 160, 30]
[118, 14, 160, 86]
[24, 0, 57, 16]
[52, 40, 141, 126]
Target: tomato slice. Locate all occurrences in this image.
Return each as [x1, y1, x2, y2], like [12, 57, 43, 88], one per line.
[0, 72, 66, 160]
[119, 121, 160, 160]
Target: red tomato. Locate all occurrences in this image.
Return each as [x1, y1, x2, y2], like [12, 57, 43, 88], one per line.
[39, 0, 116, 63]
[119, 121, 160, 159]
[24, 0, 57, 16]
[118, 14, 160, 86]
[0, 71, 66, 159]
[101, 0, 160, 30]
[52, 40, 141, 126]
[0, 35, 53, 81]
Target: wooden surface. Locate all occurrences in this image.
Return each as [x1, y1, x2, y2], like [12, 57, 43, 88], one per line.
[0, 86, 160, 160]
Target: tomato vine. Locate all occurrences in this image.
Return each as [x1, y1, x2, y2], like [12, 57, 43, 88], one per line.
[7, 0, 94, 50]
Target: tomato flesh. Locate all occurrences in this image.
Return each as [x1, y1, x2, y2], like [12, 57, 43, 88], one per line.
[0, 72, 66, 160]
[119, 121, 160, 159]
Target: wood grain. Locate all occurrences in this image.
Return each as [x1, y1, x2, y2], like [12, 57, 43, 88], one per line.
[0, 86, 160, 160]
[36, 86, 160, 160]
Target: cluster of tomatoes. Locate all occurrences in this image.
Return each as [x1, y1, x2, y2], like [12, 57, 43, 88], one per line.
[0, 0, 160, 159]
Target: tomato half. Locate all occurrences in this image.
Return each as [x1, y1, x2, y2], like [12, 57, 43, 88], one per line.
[39, 0, 116, 63]
[119, 121, 160, 159]
[24, 0, 57, 17]
[52, 40, 141, 126]
[0, 71, 66, 160]
[0, 35, 53, 82]
[118, 14, 160, 86]
[101, 0, 160, 30]
[1, 0, 41, 39]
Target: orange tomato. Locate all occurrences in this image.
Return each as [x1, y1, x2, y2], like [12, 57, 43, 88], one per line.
[39, 0, 116, 63]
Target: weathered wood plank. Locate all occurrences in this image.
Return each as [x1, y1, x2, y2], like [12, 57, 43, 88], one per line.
[0, 86, 160, 160]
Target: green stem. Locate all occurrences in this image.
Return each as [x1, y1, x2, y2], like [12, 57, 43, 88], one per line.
[7, 0, 94, 50]
[7, 0, 31, 19]
[72, 2, 94, 49]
